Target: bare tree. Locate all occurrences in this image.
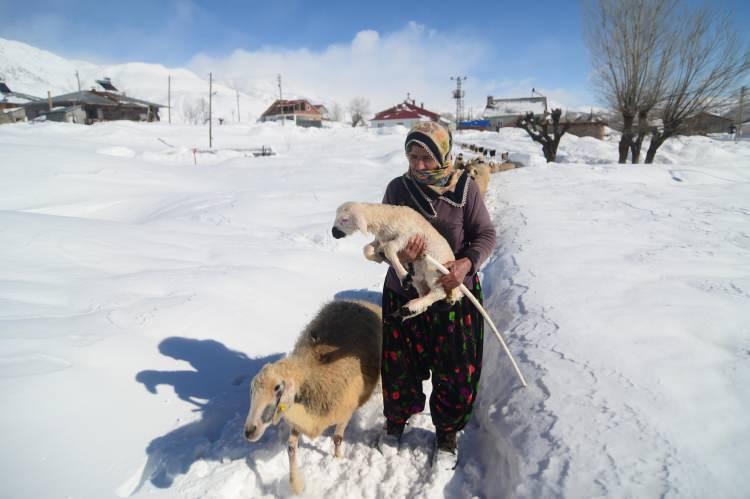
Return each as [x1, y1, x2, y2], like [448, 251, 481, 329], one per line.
[182, 98, 208, 125]
[584, 0, 676, 163]
[349, 97, 370, 127]
[330, 102, 343, 122]
[644, 8, 750, 163]
[440, 112, 455, 123]
[516, 109, 571, 163]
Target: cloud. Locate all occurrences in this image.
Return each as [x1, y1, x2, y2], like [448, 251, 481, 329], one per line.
[188, 22, 521, 115]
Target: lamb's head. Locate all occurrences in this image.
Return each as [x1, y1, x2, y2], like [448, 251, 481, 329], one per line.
[332, 202, 368, 239]
[244, 362, 296, 442]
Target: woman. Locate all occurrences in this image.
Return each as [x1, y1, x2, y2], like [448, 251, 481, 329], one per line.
[377, 121, 496, 468]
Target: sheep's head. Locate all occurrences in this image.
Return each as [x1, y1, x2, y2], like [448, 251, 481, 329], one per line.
[332, 202, 368, 239]
[244, 362, 296, 442]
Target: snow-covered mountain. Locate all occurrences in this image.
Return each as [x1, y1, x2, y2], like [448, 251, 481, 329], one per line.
[0, 38, 282, 123]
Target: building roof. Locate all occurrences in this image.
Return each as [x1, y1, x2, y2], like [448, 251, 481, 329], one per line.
[371, 100, 441, 122]
[260, 98, 322, 118]
[26, 90, 163, 108]
[484, 96, 547, 118]
[686, 111, 733, 122]
[565, 110, 609, 124]
[0, 82, 43, 104]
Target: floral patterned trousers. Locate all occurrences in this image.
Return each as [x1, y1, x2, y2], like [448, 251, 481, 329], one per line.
[381, 275, 484, 434]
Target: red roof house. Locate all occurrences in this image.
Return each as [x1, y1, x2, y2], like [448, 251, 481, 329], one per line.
[260, 98, 323, 127]
[370, 99, 446, 128]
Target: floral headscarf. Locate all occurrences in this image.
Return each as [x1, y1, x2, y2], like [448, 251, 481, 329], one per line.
[405, 121, 454, 187]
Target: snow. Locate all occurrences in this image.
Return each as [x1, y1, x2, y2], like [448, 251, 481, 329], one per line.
[1, 118, 749, 499]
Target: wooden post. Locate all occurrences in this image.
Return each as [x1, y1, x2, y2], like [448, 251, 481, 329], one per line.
[277, 74, 284, 126]
[737, 86, 746, 142]
[47, 91, 52, 111]
[168, 75, 171, 124]
[209, 72, 213, 148]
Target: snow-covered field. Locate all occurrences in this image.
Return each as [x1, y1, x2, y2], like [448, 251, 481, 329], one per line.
[0, 120, 748, 499]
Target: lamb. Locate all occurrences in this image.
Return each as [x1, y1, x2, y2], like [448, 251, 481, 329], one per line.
[331, 202, 528, 387]
[332, 202, 463, 317]
[244, 300, 382, 495]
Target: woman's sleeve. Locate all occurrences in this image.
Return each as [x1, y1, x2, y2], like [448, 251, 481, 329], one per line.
[456, 179, 496, 274]
[382, 178, 398, 205]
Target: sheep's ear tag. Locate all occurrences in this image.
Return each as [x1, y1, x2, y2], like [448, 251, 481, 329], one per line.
[273, 403, 287, 425]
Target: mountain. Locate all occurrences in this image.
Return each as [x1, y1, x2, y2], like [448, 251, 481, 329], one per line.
[0, 38, 282, 123]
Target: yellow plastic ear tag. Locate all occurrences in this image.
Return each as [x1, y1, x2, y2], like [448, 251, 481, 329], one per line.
[272, 403, 287, 425]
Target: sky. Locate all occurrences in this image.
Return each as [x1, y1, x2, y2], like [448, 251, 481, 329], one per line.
[1, 0, 749, 113]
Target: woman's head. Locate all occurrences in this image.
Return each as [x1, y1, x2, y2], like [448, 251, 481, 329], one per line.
[404, 121, 453, 185]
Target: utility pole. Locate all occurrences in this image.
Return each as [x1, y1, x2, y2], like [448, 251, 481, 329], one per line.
[737, 86, 746, 142]
[531, 87, 548, 113]
[277, 74, 284, 126]
[236, 88, 240, 123]
[168, 75, 171, 124]
[450, 76, 467, 126]
[209, 72, 213, 148]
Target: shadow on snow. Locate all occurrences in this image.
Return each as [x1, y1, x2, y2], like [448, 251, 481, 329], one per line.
[133, 337, 283, 492]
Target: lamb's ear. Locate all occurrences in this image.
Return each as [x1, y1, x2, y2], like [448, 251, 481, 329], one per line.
[279, 379, 296, 405]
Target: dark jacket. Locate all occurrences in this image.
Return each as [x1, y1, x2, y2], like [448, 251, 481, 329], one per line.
[382, 171, 496, 298]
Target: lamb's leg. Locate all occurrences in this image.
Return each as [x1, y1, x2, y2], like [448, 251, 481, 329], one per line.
[363, 241, 384, 263]
[381, 241, 410, 282]
[288, 429, 304, 494]
[402, 286, 448, 319]
[333, 420, 349, 458]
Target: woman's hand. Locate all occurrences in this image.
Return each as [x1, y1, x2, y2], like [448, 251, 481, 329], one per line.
[397, 235, 426, 264]
[438, 258, 472, 291]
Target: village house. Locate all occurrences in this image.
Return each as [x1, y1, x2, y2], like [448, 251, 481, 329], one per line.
[683, 111, 735, 135]
[565, 111, 609, 140]
[723, 102, 748, 137]
[370, 98, 447, 128]
[483, 96, 548, 129]
[21, 78, 162, 124]
[259, 98, 324, 127]
[313, 104, 330, 120]
[0, 81, 42, 123]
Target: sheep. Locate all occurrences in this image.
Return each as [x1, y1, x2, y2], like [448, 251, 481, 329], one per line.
[331, 202, 529, 386]
[454, 153, 466, 170]
[466, 163, 491, 197]
[244, 299, 382, 495]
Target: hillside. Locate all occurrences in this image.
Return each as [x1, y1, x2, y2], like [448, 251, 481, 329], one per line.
[0, 37, 283, 123]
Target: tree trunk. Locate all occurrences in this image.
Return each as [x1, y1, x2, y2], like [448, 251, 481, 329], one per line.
[619, 114, 634, 164]
[644, 130, 670, 163]
[630, 133, 644, 163]
[543, 142, 554, 162]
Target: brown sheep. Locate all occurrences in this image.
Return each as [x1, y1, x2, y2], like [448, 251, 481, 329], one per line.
[244, 300, 382, 494]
